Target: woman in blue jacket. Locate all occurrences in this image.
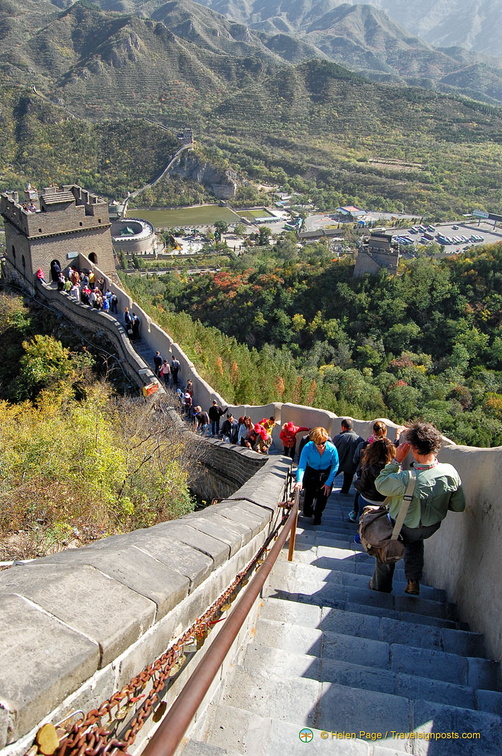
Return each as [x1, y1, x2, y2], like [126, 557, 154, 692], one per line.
[295, 427, 339, 525]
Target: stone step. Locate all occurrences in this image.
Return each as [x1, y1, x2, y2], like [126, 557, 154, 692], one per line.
[240, 642, 501, 712]
[251, 618, 500, 693]
[260, 596, 487, 658]
[264, 584, 464, 629]
[272, 557, 446, 602]
[181, 741, 239, 756]
[265, 566, 457, 621]
[282, 544, 408, 577]
[218, 666, 502, 754]
[197, 703, 375, 755]
[296, 521, 364, 538]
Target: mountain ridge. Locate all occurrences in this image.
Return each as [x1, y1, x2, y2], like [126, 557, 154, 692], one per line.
[4, 0, 501, 105]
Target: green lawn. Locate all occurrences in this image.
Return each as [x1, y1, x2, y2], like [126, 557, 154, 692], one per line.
[238, 208, 277, 221]
[130, 205, 241, 227]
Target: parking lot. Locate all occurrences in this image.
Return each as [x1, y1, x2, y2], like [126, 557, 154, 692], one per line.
[392, 220, 502, 254]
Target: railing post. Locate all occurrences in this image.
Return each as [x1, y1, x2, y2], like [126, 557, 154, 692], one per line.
[287, 487, 300, 562]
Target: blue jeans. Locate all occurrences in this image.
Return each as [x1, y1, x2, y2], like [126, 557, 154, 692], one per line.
[211, 420, 220, 436]
[371, 521, 441, 592]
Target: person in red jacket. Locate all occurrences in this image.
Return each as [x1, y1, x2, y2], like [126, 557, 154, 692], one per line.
[279, 422, 310, 460]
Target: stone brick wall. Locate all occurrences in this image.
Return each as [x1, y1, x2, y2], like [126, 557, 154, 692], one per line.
[0, 455, 291, 754]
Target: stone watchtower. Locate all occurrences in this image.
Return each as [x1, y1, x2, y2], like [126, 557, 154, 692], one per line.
[0, 184, 116, 290]
[353, 230, 399, 277]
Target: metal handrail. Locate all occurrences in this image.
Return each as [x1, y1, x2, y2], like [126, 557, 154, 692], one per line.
[141, 491, 299, 756]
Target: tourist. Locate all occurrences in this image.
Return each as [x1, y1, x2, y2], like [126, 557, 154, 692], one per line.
[194, 406, 210, 434]
[183, 391, 193, 418]
[332, 418, 365, 494]
[50, 260, 61, 282]
[238, 416, 253, 447]
[348, 420, 388, 522]
[279, 421, 310, 460]
[354, 437, 395, 509]
[70, 268, 80, 286]
[171, 355, 181, 385]
[153, 351, 163, 377]
[221, 413, 238, 443]
[69, 283, 80, 302]
[36, 268, 46, 284]
[159, 359, 170, 385]
[124, 307, 133, 336]
[370, 421, 465, 596]
[251, 422, 270, 454]
[80, 285, 91, 305]
[294, 427, 339, 526]
[131, 312, 141, 339]
[208, 399, 227, 437]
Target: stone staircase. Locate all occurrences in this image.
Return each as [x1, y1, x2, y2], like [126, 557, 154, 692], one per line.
[181, 489, 502, 755]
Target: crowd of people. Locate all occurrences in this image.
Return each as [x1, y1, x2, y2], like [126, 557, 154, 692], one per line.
[291, 419, 465, 597]
[149, 351, 276, 454]
[39, 262, 134, 323]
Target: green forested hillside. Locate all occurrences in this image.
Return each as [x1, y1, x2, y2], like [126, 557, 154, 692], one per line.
[0, 88, 179, 196]
[121, 243, 502, 447]
[0, 291, 194, 560]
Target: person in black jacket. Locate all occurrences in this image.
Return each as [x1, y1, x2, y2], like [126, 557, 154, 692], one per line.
[208, 400, 228, 437]
[332, 419, 365, 494]
[221, 413, 238, 443]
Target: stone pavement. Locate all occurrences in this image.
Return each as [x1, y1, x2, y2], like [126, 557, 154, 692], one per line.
[182, 486, 502, 755]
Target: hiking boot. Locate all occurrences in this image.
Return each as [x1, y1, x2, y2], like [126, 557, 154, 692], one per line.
[404, 580, 420, 595]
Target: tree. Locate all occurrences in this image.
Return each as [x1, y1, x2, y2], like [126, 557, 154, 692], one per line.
[18, 335, 94, 400]
[258, 226, 272, 246]
[214, 220, 228, 241]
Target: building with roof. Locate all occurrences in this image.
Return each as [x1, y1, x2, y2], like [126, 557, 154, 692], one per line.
[336, 205, 367, 221]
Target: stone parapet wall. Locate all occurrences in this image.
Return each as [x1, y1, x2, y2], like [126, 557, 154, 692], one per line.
[0, 455, 291, 754]
[424, 444, 502, 661]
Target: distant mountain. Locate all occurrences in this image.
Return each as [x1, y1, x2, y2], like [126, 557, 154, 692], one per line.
[2, 0, 502, 218]
[355, 0, 502, 61]
[195, 0, 502, 61]
[190, 0, 502, 102]
[14, 0, 500, 104]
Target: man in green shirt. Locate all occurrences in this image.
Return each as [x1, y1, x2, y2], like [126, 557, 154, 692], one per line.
[370, 422, 465, 596]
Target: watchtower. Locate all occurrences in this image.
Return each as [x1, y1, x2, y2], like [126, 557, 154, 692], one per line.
[0, 184, 116, 290]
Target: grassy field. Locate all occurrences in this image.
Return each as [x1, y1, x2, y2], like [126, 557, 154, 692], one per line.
[130, 206, 242, 228]
[238, 208, 277, 221]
